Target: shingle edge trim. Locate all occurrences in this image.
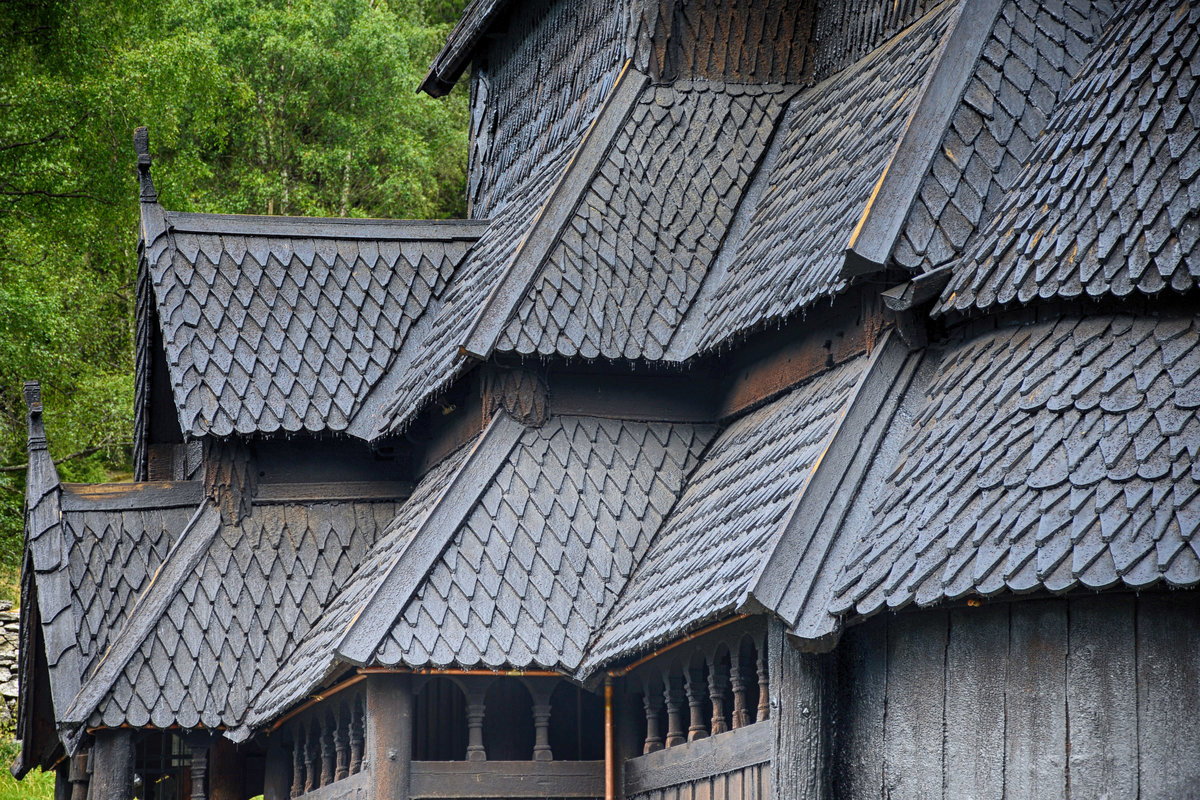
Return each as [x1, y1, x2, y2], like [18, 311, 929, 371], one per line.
[744, 331, 920, 625]
[334, 411, 525, 665]
[842, 0, 1005, 277]
[459, 62, 649, 360]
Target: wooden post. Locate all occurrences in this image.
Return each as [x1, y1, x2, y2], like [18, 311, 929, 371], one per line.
[642, 679, 664, 753]
[366, 672, 413, 800]
[68, 751, 89, 800]
[769, 619, 833, 800]
[209, 737, 243, 800]
[531, 682, 554, 762]
[708, 654, 730, 735]
[663, 672, 686, 748]
[189, 739, 209, 800]
[685, 665, 708, 742]
[262, 736, 292, 800]
[465, 685, 487, 762]
[89, 730, 135, 800]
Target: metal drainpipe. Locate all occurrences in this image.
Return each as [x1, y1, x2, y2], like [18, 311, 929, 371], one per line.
[605, 675, 616, 800]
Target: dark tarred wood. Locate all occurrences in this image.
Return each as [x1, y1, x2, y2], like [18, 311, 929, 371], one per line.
[769, 619, 832, 800]
[89, 730, 135, 800]
[944, 604, 1007, 800]
[1005, 601, 1067, 800]
[1136, 593, 1200, 799]
[366, 673, 413, 800]
[882, 611, 946, 800]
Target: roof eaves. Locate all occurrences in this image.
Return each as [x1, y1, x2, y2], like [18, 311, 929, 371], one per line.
[163, 212, 490, 241]
[61, 500, 221, 728]
[742, 330, 922, 639]
[842, 0, 1004, 278]
[20, 383, 82, 731]
[334, 411, 525, 665]
[458, 62, 648, 360]
[419, 0, 514, 97]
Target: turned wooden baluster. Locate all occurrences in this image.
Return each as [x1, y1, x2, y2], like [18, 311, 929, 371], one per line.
[756, 636, 770, 722]
[708, 654, 730, 735]
[304, 722, 319, 793]
[466, 686, 488, 762]
[290, 739, 304, 799]
[320, 714, 335, 786]
[190, 743, 208, 800]
[642, 680, 664, 754]
[334, 704, 349, 781]
[730, 647, 750, 729]
[663, 671, 686, 748]
[685, 665, 709, 741]
[531, 682, 554, 762]
[349, 697, 365, 775]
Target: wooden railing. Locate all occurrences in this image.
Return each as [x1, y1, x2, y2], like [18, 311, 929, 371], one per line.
[624, 720, 773, 800]
[409, 761, 605, 798]
[282, 687, 367, 798]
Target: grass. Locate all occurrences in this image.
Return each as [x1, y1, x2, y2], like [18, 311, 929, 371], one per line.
[0, 741, 53, 800]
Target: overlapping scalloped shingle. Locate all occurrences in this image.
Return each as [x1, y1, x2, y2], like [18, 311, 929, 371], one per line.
[695, 0, 957, 352]
[373, 417, 712, 670]
[146, 216, 477, 438]
[246, 446, 472, 729]
[585, 357, 868, 671]
[88, 500, 397, 730]
[496, 82, 790, 361]
[831, 314, 1200, 619]
[894, 0, 1117, 271]
[939, 0, 1200, 313]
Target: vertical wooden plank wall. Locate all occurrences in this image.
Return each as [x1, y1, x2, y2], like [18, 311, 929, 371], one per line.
[626, 761, 770, 800]
[831, 592, 1200, 800]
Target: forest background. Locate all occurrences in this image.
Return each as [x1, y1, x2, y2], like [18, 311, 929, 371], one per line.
[0, 0, 471, 608]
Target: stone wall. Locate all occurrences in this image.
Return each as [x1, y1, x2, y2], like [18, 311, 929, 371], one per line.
[0, 603, 19, 729]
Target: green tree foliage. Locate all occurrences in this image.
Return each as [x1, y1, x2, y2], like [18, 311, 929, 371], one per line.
[0, 0, 468, 585]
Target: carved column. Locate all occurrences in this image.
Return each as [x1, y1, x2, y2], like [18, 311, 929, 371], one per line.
[90, 731, 135, 800]
[663, 672, 686, 748]
[685, 665, 708, 741]
[756, 637, 770, 722]
[530, 683, 554, 762]
[335, 705, 350, 781]
[708, 655, 730, 735]
[349, 696, 365, 774]
[642, 682, 664, 754]
[730, 653, 750, 729]
[466, 685, 488, 762]
[320, 715, 335, 786]
[304, 724, 318, 793]
[290, 739, 304, 798]
[68, 751, 89, 800]
[366, 673, 413, 800]
[189, 741, 209, 800]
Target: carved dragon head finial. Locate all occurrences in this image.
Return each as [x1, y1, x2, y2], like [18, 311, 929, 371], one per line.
[24, 381, 47, 452]
[133, 126, 157, 203]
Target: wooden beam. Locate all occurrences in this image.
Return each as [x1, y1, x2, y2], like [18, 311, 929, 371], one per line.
[366, 673, 413, 800]
[622, 720, 772, 795]
[410, 761, 606, 799]
[253, 482, 413, 505]
[769, 618, 833, 800]
[89, 730, 135, 800]
[59, 481, 202, 511]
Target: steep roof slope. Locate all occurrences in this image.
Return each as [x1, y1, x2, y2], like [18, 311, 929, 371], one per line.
[139, 210, 483, 438]
[693, 0, 958, 351]
[585, 356, 869, 671]
[831, 314, 1200, 619]
[940, 0, 1200, 313]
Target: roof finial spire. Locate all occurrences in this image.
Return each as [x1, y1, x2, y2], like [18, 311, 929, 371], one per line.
[134, 126, 157, 203]
[24, 381, 47, 452]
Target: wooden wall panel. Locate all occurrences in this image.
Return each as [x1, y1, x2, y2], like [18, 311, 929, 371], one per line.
[1066, 594, 1137, 800]
[627, 761, 769, 800]
[944, 605, 1006, 800]
[829, 592, 1200, 800]
[1004, 601, 1067, 800]
[881, 611, 947, 800]
[1136, 593, 1200, 800]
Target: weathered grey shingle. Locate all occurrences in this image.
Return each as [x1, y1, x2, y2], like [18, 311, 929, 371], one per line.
[143, 214, 480, 438]
[585, 357, 868, 672]
[244, 445, 472, 731]
[87, 500, 398, 730]
[831, 314, 1200, 619]
[893, 0, 1116, 271]
[496, 82, 790, 361]
[375, 416, 713, 670]
[939, 0, 1200, 313]
[695, 1, 957, 352]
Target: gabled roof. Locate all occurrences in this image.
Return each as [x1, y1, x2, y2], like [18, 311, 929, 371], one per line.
[691, 0, 959, 352]
[583, 354, 870, 672]
[65, 497, 399, 730]
[830, 313, 1200, 620]
[939, 0, 1199, 314]
[893, 0, 1117, 271]
[139, 204, 484, 439]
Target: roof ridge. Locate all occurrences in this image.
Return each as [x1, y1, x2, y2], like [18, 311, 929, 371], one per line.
[164, 211, 489, 241]
[334, 412, 525, 665]
[458, 61, 648, 360]
[62, 501, 220, 728]
[842, 0, 1005, 277]
[743, 331, 921, 640]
